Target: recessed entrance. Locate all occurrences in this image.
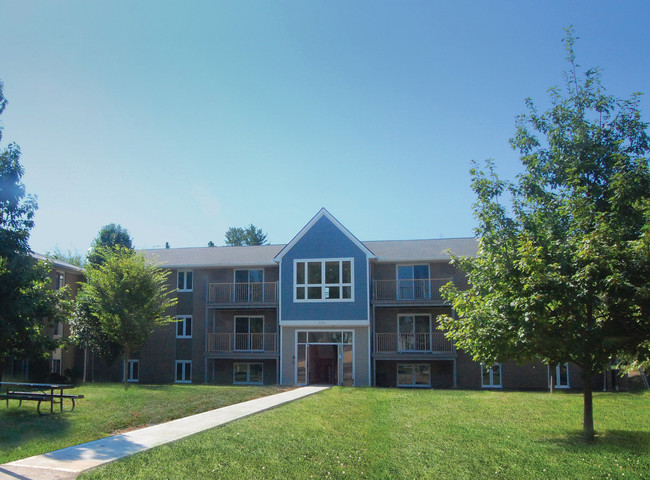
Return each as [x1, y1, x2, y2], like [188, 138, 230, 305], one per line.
[308, 344, 338, 385]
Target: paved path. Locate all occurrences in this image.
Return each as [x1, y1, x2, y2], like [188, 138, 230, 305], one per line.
[0, 386, 329, 480]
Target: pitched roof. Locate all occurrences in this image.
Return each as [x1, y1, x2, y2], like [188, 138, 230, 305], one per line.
[138, 237, 477, 268]
[140, 244, 285, 268]
[31, 252, 85, 273]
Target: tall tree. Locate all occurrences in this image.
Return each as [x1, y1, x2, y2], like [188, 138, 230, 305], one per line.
[47, 247, 85, 267]
[0, 81, 70, 380]
[439, 29, 650, 441]
[77, 247, 177, 388]
[87, 223, 133, 266]
[224, 224, 268, 246]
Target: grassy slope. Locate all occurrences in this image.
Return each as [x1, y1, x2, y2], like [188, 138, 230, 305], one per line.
[81, 388, 650, 480]
[0, 383, 288, 464]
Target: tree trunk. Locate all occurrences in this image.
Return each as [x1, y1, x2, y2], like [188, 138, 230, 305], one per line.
[583, 373, 595, 441]
[83, 348, 88, 383]
[123, 348, 129, 390]
[0, 357, 5, 384]
[549, 366, 555, 394]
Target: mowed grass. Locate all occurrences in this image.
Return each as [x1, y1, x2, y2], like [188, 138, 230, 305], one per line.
[81, 388, 650, 480]
[0, 383, 288, 464]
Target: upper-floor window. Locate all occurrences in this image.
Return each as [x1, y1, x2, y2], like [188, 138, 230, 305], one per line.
[53, 322, 63, 338]
[177, 271, 193, 292]
[176, 316, 192, 338]
[56, 272, 65, 290]
[294, 258, 353, 302]
[235, 269, 264, 302]
[397, 264, 430, 300]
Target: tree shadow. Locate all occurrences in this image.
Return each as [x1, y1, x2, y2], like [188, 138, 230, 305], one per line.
[544, 429, 650, 455]
[0, 408, 72, 460]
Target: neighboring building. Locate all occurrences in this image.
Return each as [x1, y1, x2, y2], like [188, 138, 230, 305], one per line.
[4, 254, 84, 381]
[129, 208, 605, 390]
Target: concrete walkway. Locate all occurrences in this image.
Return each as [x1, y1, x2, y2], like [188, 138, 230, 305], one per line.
[0, 386, 329, 480]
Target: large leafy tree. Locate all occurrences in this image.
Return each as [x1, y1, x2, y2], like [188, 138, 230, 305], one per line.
[87, 223, 133, 266]
[0, 81, 70, 380]
[224, 224, 268, 246]
[77, 247, 177, 388]
[439, 29, 650, 441]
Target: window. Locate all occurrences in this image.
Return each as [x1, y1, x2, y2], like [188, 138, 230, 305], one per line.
[126, 359, 139, 382]
[481, 363, 502, 388]
[176, 316, 192, 338]
[56, 272, 65, 290]
[235, 316, 264, 350]
[550, 363, 570, 389]
[397, 265, 430, 300]
[175, 360, 192, 383]
[295, 259, 353, 301]
[235, 269, 264, 302]
[53, 322, 63, 338]
[397, 363, 430, 387]
[233, 363, 263, 384]
[398, 314, 431, 351]
[51, 358, 61, 374]
[177, 271, 193, 291]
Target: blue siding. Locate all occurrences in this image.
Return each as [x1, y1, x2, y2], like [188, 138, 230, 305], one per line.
[280, 216, 369, 322]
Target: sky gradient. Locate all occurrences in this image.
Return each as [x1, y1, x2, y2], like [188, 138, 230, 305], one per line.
[1, 1, 649, 254]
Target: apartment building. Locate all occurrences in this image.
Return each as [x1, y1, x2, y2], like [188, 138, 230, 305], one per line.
[133, 208, 594, 390]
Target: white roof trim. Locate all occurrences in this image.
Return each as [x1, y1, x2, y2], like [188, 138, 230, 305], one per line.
[273, 208, 376, 262]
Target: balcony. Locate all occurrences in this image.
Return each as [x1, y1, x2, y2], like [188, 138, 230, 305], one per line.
[207, 333, 278, 353]
[375, 333, 453, 353]
[207, 282, 278, 305]
[372, 278, 451, 303]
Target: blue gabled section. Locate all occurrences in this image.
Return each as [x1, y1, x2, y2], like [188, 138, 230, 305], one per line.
[276, 209, 374, 324]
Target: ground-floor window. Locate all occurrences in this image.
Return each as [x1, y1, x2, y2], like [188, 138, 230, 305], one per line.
[175, 360, 192, 383]
[550, 363, 570, 388]
[51, 358, 61, 375]
[397, 363, 431, 387]
[481, 363, 502, 388]
[126, 359, 139, 382]
[233, 362, 263, 384]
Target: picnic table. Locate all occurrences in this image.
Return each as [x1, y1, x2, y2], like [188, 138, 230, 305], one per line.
[0, 382, 84, 415]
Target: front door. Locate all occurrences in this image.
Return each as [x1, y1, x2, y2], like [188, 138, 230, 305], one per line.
[308, 344, 338, 385]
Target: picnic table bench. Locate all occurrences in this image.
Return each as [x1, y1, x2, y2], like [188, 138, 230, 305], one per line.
[0, 382, 84, 415]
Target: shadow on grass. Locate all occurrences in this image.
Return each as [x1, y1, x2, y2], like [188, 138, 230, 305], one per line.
[0, 408, 72, 453]
[546, 429, 650, 454]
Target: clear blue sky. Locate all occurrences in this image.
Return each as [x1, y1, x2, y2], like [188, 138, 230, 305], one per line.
[1, 1, 649, 254]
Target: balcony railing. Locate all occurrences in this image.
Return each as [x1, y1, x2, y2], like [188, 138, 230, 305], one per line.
[207, 333, 278, 353]
[375, 333, 453, 353]
[372, 278, 451, 302]
[207, 282, 277, 304]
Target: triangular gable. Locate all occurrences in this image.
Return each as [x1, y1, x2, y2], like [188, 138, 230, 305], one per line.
[274, 208, 376, 262]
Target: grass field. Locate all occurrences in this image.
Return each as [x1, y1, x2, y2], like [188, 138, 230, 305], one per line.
[79, 388, 650, 480]
[0, 383, 288, 464]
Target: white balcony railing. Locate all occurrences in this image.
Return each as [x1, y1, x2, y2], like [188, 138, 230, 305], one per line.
[207, 333, 278, 353]
[207, 282, 277, 304]
[375, 333, 453, 353]
[372, 278, 451, 302]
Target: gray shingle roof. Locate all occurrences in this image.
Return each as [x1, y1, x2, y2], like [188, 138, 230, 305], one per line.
[139, 237, 478, 268]
[31, 252, 85, 273]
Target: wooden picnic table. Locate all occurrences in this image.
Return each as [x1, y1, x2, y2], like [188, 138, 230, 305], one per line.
[0, 382, 83, 415]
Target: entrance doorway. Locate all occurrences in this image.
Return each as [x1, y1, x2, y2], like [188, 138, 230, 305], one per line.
[308, 345, 337, 385]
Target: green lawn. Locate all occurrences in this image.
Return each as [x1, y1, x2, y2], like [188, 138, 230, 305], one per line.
[0, 383, 288, 464]
[81, 388, 650, 480]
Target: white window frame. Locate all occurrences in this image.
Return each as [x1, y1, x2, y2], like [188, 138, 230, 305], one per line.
[293, 258, 354, 302]
[51, 358, 62, 375]
[177, 271, 193, 292]
[176, 315, 192, 338]
[53, 322, 63, 338]
[233, 362, 264, 385]
[56, 272, 65, 290]
[481, 363, 503, 388]
[549, 363, 570, 389]
[397, 363, 431, 388]
[126, 359, 139, 383]
[397, 314, 432, 352]
[396, 264, 431, 300]
[175, 360, 192, 383]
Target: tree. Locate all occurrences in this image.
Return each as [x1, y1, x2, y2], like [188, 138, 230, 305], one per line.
[0, 81, 70, 381]
[207, 240, 215, 247]
[47, 247, 86, 267]
[439, 29, 650, 441]
[224, 224, 268, 246]
[77, 247, 177, 388]
[87, 223, 133, 266]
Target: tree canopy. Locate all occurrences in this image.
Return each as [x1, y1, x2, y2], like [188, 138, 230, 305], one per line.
[439, 29, 650, 441]
[76, 247, 177, 388]
[0, 81, 71, 380]
[224, 224, 268, 246]
[87, 223, 133, 266]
